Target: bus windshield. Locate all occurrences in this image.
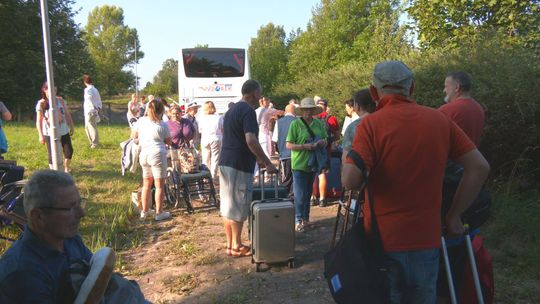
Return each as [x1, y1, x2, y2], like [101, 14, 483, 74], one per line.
[182, 49, 245, 78]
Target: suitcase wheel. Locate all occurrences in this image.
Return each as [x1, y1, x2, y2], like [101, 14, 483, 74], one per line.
[288, 259, 294, 269]
[256, 263, 262, 272]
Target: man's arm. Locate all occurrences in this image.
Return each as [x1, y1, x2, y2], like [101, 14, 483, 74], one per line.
[245, 132, 277, 174]
[446, 148, 490, 236]
[341, 161, 364, 190]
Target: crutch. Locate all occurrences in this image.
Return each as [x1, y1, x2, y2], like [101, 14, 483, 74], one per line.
[442, 225, 485, 304]
[464, 224, 485, 304]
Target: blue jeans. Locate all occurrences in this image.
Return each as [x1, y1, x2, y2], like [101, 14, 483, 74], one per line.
[384, 248, 439, 304]
[292, 170, 316, 224]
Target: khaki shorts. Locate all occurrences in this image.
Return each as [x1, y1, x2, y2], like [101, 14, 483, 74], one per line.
[139, 150, 167, 179]
[219, 166, 253, 222]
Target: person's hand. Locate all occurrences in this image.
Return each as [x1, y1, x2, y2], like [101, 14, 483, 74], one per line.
[39, 136, 45, 145]
[265, 164, 278, 175]
[69, 126, 74, 136]
[316, 139, 326, 148]
[445, 214, 465, 238]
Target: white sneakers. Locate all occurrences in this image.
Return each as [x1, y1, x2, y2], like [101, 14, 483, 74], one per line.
[139, 209, 154, 219]
[155, 211, 171, 221]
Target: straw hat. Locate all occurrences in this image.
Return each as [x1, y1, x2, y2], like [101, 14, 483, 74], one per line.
[294, 97, 323, 116]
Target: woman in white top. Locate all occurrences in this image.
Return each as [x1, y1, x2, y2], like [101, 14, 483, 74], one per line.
[198, 101, 223, 179]
[132, 99, 172, 221]
[36, 82, 75, 173]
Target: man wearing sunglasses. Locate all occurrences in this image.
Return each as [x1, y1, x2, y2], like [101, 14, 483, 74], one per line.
[0, 170, 92, 302]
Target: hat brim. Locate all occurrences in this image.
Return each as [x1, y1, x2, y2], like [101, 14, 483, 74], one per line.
[186, 104, 201, 109]
[294, 105, 323, 116]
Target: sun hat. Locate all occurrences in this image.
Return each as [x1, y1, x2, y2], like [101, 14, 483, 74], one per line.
[372, 60, 413, 96]
[314, 95, 322, 103]
[186, 101, 201, 109]
[295, 97, 323, 116]
[316, 99, 328, 107]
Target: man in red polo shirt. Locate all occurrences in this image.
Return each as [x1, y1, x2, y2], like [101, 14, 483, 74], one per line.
[439, 71, 485, 145]
[341, 61, 490, 303]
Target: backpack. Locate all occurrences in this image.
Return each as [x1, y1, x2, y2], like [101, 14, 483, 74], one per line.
[441, 161, 491, 230]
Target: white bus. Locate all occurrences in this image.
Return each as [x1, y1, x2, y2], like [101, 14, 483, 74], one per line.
[179, 48, 250, 114]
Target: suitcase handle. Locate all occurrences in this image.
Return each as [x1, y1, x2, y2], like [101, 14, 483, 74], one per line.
[259, 166, 279, 200]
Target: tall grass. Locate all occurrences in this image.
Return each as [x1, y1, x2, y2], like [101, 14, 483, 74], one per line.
[0, 122, 143, 253]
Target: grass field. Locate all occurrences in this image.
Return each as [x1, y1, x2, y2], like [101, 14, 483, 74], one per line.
[0, 122, 538, 302]
[0, 122, 142, 253]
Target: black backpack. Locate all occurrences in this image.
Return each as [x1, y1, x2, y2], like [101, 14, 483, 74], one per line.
[441, 161, 491, 230]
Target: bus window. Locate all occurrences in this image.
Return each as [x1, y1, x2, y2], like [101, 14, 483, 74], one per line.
[183, 50, 245, 78]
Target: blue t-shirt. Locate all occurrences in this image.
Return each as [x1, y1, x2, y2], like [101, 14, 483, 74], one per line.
[219, 101, 259, 173]
[0, 227, 93, 303]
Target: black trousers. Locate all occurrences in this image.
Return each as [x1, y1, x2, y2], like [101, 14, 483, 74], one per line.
[280, 158, 293, 198]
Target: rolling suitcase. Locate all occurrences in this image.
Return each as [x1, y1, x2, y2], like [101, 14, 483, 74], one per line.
[250, 169, 295, 272]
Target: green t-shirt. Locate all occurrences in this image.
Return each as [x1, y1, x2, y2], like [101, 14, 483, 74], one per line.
[342, 118, 362, 150]
[286, 118, 328, 172]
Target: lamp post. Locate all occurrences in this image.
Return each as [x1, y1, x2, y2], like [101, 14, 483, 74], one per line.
[40, 0, 62, 170]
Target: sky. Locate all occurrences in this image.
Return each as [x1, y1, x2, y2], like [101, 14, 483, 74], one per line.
[73, 0, 320, 86]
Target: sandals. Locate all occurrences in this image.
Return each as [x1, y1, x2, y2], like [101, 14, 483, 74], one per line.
[230, 245, 252, 258]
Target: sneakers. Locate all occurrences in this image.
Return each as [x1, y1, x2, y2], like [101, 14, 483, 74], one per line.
[139, 209, 155, 219]
[310, 197, 318, 206]
[319, 198, 327, 207]
[74, 247, 116, 304]
[155, 211, 171, 221]
[295, 223, 304, 232]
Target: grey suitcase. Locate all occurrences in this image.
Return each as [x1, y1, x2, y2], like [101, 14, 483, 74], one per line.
[250, 170, 295, 272]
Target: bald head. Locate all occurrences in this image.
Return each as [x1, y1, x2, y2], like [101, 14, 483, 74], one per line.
[285, 104, 296, 115]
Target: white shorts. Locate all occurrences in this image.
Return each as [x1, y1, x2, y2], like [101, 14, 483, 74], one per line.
[139, 150, 167, 179]
[219, 166, 253, 222]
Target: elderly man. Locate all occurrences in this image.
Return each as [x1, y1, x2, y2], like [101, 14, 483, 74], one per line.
[439, 71, 485, 145]
[0, 170, 92, 302]
[342, 61, 490, 303]
[0, 170, 147, 303]
[272, 104, 297, 198]
[218, 80, 277, 257]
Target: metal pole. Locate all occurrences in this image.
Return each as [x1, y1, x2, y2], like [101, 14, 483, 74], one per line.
[134, 39, 138, 101]
[40, 0, 62, 171]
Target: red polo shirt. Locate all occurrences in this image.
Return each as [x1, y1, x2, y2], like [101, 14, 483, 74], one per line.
[439, 98, 485, 145]
[348, 94, 475, 251]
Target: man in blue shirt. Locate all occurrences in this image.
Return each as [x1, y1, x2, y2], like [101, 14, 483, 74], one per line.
[0, 170, 93, 303]
[272, 104, 296, 198]
[218, 80, 277, 257]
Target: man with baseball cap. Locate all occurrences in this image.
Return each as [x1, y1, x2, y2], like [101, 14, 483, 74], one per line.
[342, 60, 490, 302]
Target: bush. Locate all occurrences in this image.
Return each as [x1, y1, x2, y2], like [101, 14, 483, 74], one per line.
[274, 34, 540, 186]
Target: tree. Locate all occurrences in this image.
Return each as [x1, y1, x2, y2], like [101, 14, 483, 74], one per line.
[407, 0, 540, 49]
[145, 58, 178, 96]
[287, 0, 408, 80]
[248, 23, 289, 96]
[0, 0, 94, 114]
[84, 5, 143, 97]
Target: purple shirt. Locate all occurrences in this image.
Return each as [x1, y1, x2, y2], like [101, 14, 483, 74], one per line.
[167, 118, 195, 149]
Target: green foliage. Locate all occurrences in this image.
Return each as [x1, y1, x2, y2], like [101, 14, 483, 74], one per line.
[407, 0, 540, 49]
[248, 23, 289, 96]
[0, 0, 94, 114]
[84, 5, 143, 97]
[144, 58, 178, 96]
[410, 32, 540, 183]
[287, 0, 408, 80]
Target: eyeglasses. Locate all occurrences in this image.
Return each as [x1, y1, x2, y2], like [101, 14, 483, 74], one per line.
[41, 199, 86, 213]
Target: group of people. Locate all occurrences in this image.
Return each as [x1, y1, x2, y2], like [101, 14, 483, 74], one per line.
[128, 95, 224, 221]
[217, 61, 489, 303]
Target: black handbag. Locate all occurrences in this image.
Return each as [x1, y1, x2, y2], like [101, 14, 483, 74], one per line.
[324, 150, 389, 304]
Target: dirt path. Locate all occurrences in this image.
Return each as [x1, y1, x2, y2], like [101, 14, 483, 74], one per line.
[120, 201, 340, 304]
